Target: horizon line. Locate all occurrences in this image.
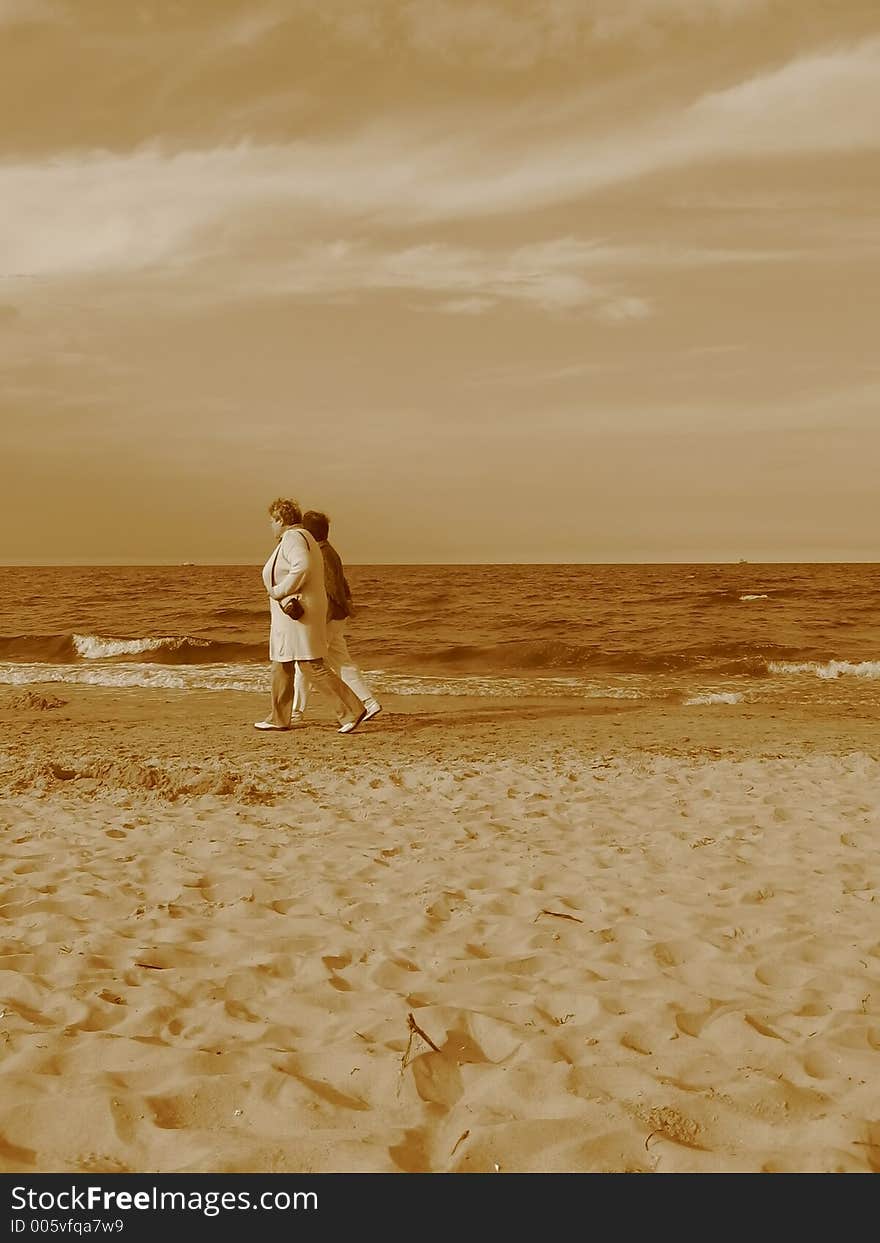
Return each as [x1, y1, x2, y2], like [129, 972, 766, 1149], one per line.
[1, 558, 879, 569]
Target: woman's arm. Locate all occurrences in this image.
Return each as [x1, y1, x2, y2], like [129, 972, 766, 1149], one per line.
[269, 531, 310, 599]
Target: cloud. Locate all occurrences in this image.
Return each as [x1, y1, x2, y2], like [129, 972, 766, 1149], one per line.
[304, 0, 773, 67]
[215, 6, 288, 48]
[588, 0, 771, 42]
[228, 234, 798, 315]
[435, 296, 497, 315]
[2, 220, 798, 316]
[256, 238, 653, 317]
[689, 38, 880, 138]
[0, 0, 58, 26]
[404, 38, 880, 219]
[595, 296, 653, 322]
[1, 37, 877, 285]
[399, 1, 572, 70]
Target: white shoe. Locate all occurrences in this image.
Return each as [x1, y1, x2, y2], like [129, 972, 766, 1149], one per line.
[363, 701, 382, 721]
[254, 720, 290, 731]
[338, 708, 367, 735]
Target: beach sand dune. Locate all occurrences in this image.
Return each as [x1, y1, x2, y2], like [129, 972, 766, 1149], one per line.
[1, 688, 878, 1173]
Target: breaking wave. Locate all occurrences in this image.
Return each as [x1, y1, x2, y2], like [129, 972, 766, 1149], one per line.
[769, 660, 880, 680]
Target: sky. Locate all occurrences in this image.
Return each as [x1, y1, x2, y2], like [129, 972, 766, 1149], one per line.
[1, 0, 878, 564]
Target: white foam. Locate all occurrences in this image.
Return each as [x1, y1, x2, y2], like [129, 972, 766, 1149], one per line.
[0, 661, 646, 700]
[684, 692, 743, 705]
[739, 594, 770, 601]
[368, 672, 645, 699]
[74, 634, 173, 659]
[769, 660, 880, 680]
[0, 662, 267, 693]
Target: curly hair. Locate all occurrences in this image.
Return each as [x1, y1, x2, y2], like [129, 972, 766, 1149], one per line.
[268, 497, 302, 527]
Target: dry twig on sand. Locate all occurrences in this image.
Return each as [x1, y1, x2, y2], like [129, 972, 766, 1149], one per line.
[534, 909, 584, 923]
[400, 1011, 442, 1077]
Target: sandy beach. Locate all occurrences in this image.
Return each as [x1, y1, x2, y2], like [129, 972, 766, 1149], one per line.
[0, 685, 877, 1174]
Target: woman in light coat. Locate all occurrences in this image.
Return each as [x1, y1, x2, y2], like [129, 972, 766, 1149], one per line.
[255, 498, 366, 733]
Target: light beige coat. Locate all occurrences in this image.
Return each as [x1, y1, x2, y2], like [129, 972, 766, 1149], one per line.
[261, 527, 328, 662]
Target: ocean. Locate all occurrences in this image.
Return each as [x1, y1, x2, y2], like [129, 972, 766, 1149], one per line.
[0, 563, 878, 709]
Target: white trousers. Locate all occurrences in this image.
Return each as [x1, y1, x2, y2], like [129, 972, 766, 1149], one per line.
[292, 619, 375, 715]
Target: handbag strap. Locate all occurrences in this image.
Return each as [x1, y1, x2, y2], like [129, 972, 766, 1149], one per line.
[271, 529, 310, 586]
